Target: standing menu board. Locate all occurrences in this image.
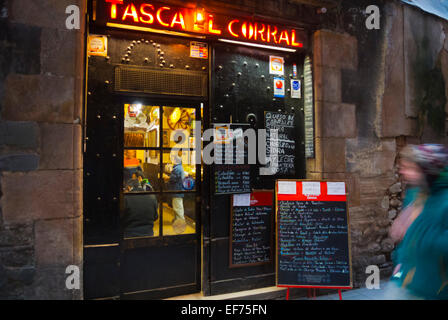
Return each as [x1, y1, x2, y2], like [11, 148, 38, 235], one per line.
[264, 112, 296, 176]
[230, 191, 274, 267]
[276, 180, 352, 288]
[214, 124, 251, 195]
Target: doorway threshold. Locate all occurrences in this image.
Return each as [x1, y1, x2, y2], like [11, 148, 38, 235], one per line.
[164, 286, 297, 300]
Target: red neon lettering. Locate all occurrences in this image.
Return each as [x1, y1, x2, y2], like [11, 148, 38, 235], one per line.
[291, 30, 303, 47]
[254, 23, 265, 42]
[106, 0, 123, 20]
[170, 12, 186, 30]
[241, 22, 247, 38]
[122, 4, 139, 22]
[208, 15, 222, 34]
[228, 20, 239, 37]
[241, 22, 254, 39]
[157, 7, 171, 27]
[278, 30, 290, 46]
[267, 25, 278, 44]
[140, 4, 154, 24]
[248, 23, 254, 40]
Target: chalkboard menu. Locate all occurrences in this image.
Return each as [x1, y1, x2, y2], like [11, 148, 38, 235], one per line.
[215, 165, 251, 194]
[214, 124, 251, 195]
[264, 112, 296, 176]
[304, 56, 315, 158]
[230, 191, 274, 268]
[276, 180, 352, 288]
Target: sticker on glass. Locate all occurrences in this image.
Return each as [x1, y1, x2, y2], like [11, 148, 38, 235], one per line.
[190, 41, 208, 59]
[291, 79, 301, 99]
[274, 77, 285, 98]
[88, 35, 108, 57]
[270, 56, 284, 75]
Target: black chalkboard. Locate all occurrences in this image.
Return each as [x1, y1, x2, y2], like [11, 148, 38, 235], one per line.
[215, 164, 251, 195]
[264, 112, 296, 176]
[276, 181, 352, 288]
[214, 123, 251, 195]
[230, 191, 274, 268]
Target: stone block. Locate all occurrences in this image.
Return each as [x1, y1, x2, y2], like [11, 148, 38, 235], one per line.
[0, 224, 34, 247]
[346, 173, 360, 207]
[0, 246, 34, 267]
[311, 137, 323, 173]
[381, 4, 417, 138]
[41, 28, 76, 77]
[31, 266, 81, 300]
[368, 254, 386, 265]
[306, 158, 317, 173]
[388, 182, 402, 194]
[0, 153, 39, 172]
[306, 171, 322, 180]
[404, 4, 445, 118]
[314, 29, 358, 70]
[314, 66, 341, 103]
[381, 238, 395, 253]
[10, 0, 85, 30]
[0, 121, 39, 150]
[388, 209, 397, 220]
[73, 124, 83, 170]
[34, 217, 82, 268]
[39, 123, 79, 170]
[2, 74, 74, 123]
[0, 265, 36, 299]
[323, 103, 356, 138]
[313, 100, 323, 138]
[1, 170, 82, 223]
[322, 138, 346, 172]
[0, 22, 41, 77]
[346, 139, 397, 178]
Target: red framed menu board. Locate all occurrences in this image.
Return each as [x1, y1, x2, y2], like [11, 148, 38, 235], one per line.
[276, 180, 353, 289]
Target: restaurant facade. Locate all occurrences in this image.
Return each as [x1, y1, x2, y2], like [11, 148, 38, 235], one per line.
[1, 0, 448, 299]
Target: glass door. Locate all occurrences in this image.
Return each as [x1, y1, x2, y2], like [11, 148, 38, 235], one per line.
[120, 100, 202, 299]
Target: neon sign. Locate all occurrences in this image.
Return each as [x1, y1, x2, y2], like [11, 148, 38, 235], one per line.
[99, 0, 306, 49]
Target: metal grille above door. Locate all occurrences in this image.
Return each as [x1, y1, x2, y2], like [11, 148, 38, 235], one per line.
[115, 66, 208, 97]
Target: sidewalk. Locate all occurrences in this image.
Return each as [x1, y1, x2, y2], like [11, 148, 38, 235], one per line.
[295, 280, 390, 300]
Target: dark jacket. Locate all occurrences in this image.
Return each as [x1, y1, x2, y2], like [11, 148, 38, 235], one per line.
[392, 167, 448, 299]
[123, 194, 158, 238]
[168, 164, 185, 198]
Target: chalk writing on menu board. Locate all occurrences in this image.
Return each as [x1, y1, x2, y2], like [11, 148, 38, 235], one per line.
[214, 124, 251, 195]
[215, 165, 251, 194]
[276, 181, 352, 288]
[265, 112, 296, 175]
[304, 55, 315, 158]
[230, 192, 273, 267]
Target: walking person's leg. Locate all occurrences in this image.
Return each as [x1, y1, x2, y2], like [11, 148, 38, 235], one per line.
[172, 197, 185, 221]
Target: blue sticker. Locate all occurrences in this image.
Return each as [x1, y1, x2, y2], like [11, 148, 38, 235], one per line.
[291, 79, 301, 99]
[183, 176, 195, 190]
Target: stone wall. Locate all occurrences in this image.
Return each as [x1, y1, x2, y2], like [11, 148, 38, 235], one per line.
[0, 0, 85, 299]
[310, 0, 448, 287]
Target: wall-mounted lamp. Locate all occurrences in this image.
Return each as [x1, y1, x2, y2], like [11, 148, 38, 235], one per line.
[194, 7, 206, 31]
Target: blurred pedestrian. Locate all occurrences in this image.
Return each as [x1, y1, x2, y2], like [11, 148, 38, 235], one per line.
[385, 144, 448, 300]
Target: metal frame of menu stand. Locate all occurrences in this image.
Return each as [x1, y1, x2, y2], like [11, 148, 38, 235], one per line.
[282, 285, 350, 301]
